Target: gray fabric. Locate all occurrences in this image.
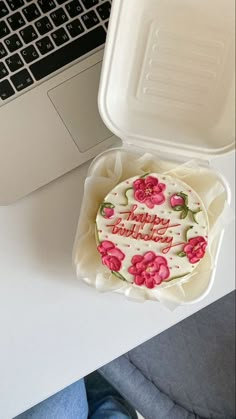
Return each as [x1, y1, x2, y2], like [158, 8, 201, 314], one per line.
[100, 292, 235, 419]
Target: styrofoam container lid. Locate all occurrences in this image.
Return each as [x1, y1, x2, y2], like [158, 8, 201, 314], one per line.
[99, 0, 235, 159]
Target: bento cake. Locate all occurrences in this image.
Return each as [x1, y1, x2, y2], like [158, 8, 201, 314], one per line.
[95, 174, 209, 289]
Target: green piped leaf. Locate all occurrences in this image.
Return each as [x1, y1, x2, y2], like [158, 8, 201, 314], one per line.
[191, 208, 202, 224]
[166, 272, 191, 283]
[140, 172, 151, 179]
[173, 205, 185, 211]
[192, 212, 198, 224]
[177, 251, 186, 257]
[121, 187, 133, 206]
[104, 202, 115, 209]
[178, 192, 189, 205]
[95, 222, 100, 244]
[180, 207, 189, 219]
[185, 226, 193, 242]
[111, 271, 127, 282]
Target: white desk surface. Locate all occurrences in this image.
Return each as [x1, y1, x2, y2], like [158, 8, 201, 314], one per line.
[0, 153, 235, 419]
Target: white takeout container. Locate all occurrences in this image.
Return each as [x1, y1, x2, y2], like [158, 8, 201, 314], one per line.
[74, 0, 235, 304]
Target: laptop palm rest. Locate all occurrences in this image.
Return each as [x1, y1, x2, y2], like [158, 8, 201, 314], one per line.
[48, 62, 112, 153]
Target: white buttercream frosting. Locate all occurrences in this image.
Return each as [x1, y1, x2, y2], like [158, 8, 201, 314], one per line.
[95, 173, 209, 290]
[73, 150, 229, 307]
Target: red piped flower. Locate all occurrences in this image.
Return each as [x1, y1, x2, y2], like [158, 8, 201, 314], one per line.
[183, 236, 207, 264]
[97, 241, 125, 272]
[128, 251, 170, 289]
[133, 176, 166, 209]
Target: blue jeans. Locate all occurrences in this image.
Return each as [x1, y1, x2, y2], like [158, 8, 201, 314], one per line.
[15, 372, 137, 419]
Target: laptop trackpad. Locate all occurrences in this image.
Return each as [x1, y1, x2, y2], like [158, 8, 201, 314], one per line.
[48, 62, 112, 153]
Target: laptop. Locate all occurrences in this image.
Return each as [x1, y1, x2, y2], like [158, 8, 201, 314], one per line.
[0, 0, 116, 205]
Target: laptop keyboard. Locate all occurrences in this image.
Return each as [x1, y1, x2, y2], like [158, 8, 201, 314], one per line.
[0, 0, 111, 103]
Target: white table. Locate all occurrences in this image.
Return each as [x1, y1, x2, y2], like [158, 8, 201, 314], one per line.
[0, 153, 235, 419]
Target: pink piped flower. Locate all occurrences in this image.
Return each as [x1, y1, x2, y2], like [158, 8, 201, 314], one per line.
[128, 251, 170, 289]
[183, 236, 207, 264]
[97, 241, 125, 272]
[133, 176, 166, 209]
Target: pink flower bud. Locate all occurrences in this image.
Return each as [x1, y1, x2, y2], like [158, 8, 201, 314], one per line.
[170, 194, 185, 208]
[103, 207, 114, 219]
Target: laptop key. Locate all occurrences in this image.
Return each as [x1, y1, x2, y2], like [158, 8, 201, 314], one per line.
[50, 8, 69, 26]
[35, 16, 53, 35]
[7, 12, 25, 30]
[36, 36, 54, 54]
[22, 3, 41, 22]
[0, 21, 10, 39]
[4, 33, 23, 52]
[65, 0, 83, 18]
[6, 0, 24, 11]
[37, 0, 56, 13]
[10, 68, 33, 91]
[30, 26, 106, 80]
[0, 79, 15, 100]
[96, 1, 110, 20]
[81, 10, 99, 29]
[5, 52, 24, 72]
[51, 27, 69, 46]
[81, 0, 98, 9]
[0, 62, 9, 80]
[21, 44, 39, 63]
[56, 0, 68, 3]
[0, 42, 8, 58]
[66, 18, 84, 37]
[20, 25, 38, 43]
[0, 1, 9, 18]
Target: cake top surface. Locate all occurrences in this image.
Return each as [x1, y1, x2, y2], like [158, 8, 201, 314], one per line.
[95, 173, 209, 289]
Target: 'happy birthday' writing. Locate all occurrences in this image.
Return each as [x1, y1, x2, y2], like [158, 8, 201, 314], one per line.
[106, 205, 185, 254]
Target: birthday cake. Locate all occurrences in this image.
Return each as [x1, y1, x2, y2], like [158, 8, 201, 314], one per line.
[95, 173, 209, 289]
